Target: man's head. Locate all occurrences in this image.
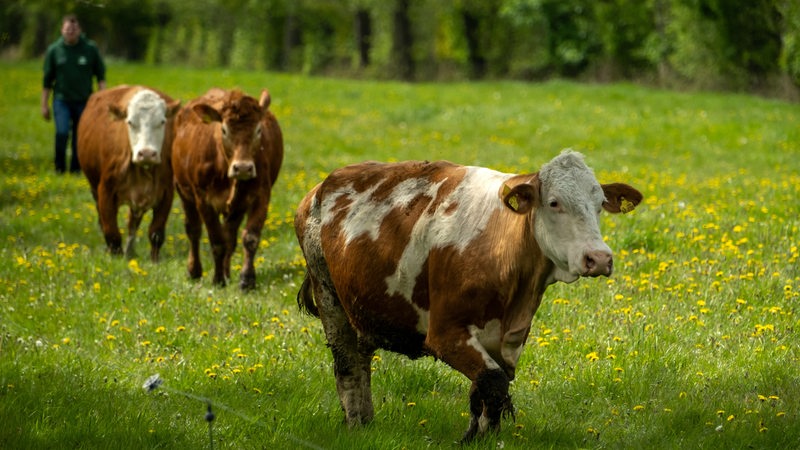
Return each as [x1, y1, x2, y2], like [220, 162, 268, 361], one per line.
[61, 14, 81, 46]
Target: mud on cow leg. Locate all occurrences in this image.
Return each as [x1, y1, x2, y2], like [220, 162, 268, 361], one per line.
[461, 368, 515, 443]
[238, 230, 259, 291]
[315, 282, 375, 426]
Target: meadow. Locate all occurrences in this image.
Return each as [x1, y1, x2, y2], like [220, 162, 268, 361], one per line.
[0, 61, 798, 449]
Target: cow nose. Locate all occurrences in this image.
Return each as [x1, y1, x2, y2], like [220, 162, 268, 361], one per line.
[135, 148, 159, 164]
[229, 161, 256, 180]
[584, 250, 613, 277]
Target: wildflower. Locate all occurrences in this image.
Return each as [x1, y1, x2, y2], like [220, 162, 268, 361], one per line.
[585, 352, 599, 362]
[633, 405, 645, 411]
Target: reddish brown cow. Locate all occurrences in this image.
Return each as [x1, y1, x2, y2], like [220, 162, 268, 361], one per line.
[78, 85, 181, 261]
[172, 88, 283, 290]
[295, 150, 642, 442]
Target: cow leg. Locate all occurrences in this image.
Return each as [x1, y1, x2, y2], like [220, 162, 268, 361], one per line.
[97, 185, 122, 255]
[238, 208, 266, 291]
[425, 331, 514, 443]
[462, 369, 514, 443]
[315, 282, 375, 426]
[147, 191, 173, 263]
[124, 209, 145, 260]
[305, 264, 374, 424]
[200, 204, 228, 286]
[179, 194, 203, 279]
[238, 226, 260, 290]
[222, 212, 246, 288]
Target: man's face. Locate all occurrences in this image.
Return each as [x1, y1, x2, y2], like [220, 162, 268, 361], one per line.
[61, 19, 81, 45]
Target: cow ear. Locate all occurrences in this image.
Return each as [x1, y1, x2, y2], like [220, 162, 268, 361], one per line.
[258, 89, 271, 110]
[192, 103, 222, 124]
[601, 183, 643, 214]
[502, 183, 538, 215]
[166, 99, 182, 118]
[108, 104, 127, 121]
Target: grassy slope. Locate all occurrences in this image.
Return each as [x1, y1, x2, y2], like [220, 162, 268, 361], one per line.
[0, 61, 798, 449]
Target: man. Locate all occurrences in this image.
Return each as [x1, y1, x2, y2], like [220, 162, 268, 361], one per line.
[41, 14, 106, 174]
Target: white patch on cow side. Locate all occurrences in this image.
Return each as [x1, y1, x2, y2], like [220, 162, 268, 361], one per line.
[126, 89, 168, 165]
[385, 167, 513, 308]
[340, 177, 445, 246]
[466, 319, 503, 371]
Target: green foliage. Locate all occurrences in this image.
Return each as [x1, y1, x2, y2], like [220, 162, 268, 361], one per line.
[3, 0, 798, 95]
[1, 62, 799, 448]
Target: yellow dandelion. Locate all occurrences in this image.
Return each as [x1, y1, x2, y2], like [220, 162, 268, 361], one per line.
[633, 405, 645, 411]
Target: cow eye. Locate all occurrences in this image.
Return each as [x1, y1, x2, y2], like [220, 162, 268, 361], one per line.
[549, 200, 559, 209]
[221, 125, 229, 138]
[255, 125, 262, 138]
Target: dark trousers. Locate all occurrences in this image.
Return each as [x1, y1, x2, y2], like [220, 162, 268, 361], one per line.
[53, 99, 86, 173]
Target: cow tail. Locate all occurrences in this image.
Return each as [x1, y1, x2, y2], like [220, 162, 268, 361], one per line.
[297, 273, 320, 317]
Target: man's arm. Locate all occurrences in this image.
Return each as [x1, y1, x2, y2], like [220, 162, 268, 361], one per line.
[41, 88, 51, 121]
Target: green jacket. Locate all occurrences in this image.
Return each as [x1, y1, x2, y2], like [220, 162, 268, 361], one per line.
[43, 34, 106, 102]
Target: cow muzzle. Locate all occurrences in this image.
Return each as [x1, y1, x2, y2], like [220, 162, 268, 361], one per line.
[228, 160, 256, 180]
[582, 250, 613, 277]
[133, 148, 161, 165]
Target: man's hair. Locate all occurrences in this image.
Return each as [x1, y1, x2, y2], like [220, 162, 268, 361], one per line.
[62, 14, 79, 25]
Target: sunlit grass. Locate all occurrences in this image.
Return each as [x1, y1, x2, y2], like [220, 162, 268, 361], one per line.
[0, 61, 798, 449]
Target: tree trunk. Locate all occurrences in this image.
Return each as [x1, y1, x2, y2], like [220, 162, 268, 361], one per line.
[461, 10, 486, 79]
[391, 0, 414, 81]
[355, 9, 372, 68]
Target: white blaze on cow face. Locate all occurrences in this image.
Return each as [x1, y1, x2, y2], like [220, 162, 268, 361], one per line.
[125, 89, 169, 166]
[534, 151, 613, 283]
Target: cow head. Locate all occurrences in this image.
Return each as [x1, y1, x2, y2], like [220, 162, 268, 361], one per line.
[502, 150, 642, 283]
[192, 89, 271, 181]
[109, 89, 181, 167]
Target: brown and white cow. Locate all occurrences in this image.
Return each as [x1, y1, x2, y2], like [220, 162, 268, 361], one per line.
[172, 88, 283, 290]
[78, 85, 181, 261]
[294, 150, 642, 442]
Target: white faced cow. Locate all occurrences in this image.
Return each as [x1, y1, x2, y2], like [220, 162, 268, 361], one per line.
[78, 85, 181, 261]
[294, 150, 642, 442]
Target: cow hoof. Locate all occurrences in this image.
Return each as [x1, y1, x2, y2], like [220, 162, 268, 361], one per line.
[239, 273, 256, 291]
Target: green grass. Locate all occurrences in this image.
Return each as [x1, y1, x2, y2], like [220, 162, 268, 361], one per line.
[1, 60, 798, 449]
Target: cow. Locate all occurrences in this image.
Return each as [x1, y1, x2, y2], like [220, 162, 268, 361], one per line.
[77, 85, 181, 261]
[294, 150, 642, 442]
[172, 88, 283, 290]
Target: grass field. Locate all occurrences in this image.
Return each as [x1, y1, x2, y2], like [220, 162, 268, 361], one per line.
[1, 61, 798, 449]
